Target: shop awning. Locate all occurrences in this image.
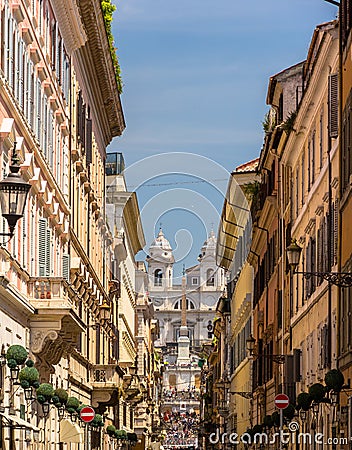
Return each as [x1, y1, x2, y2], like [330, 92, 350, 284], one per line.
[60, 419, 84, 443]
[0, 412, 39, 431]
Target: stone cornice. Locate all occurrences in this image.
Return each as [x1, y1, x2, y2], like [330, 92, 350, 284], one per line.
[76, 0, 125, 144]
[51, 0, 87, 54]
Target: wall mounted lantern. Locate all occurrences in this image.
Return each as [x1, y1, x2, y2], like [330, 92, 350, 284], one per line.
[286, 239, 352, 288]
[99, 299, 111, 322]
[0, 146, 31, 239]
[246, 335, 286, 364]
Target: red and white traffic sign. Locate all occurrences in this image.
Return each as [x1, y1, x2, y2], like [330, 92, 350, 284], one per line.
[274, 393, 289, 409]
[80, 406, 95, 423]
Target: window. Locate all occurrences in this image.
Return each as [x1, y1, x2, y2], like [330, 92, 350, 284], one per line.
[38, 218, 51, 276]
[340, 283, 352, 355]
[206, 269, 214, 286]
[342, 89, 352, 193]
[174, 299, 195, 310]
[192, 277, 198, 285]
[328, 73, 338, 139]
[51, 20, 57, 70]
[341, 0, 352, 49]
[301, 152, 305, 206]
[154, 269, 163, 286]
[308, 131, 316, 189]
[62, 254, 70, 281]
[207, 320, 213, 339]
[319, 112, 324, 169]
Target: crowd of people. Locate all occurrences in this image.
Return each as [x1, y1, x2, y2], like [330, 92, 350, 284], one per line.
[162, 410, 199, 449]
[162, 386, 200, 401]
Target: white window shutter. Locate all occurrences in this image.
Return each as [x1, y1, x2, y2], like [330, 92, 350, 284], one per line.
[38, 218, 46, 276]
[62, 254, 70, 281]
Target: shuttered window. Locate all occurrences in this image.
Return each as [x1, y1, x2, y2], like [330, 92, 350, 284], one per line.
[301, 153, 305, 206]
[48, 109, 54, 169]
[319, 113, 324, 169]
[36, 79, 42, 140]
[22, 210, 26, 269]
[86, 118, 92, 165]
[328, 73, 338, 139]
[62, 254, 70, 281]
[341, 0, 352, 49]
[342, 89, 352, 193]
[38, 218, 51, 277]
[51, 21, 56, 70]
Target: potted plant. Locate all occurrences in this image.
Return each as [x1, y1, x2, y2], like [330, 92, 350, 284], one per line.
[325, 369, 345, 392]
[36, 383, 55, 404]
[308, 383, 326, 402]
[283, 404, 295, 420]
[65, 396, 80, 414]
[297, 392, 312, 411]
[6, 345, 28, 365]
[91, 413, 104, 428]
[18, 366, 40, 389]
[106, 425, 117, 437]
[53, 388, 69, 407]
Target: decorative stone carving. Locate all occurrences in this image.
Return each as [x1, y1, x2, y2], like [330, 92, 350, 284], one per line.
[31, 330, 58, 354]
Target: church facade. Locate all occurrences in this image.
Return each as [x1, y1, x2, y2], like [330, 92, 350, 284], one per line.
[146, 228, 225, 352]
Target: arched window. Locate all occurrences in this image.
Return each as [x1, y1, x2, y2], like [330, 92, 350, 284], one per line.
[206, 269, 215, 286]
[174, 299, 195, 310]
[154, 269, 163, 286]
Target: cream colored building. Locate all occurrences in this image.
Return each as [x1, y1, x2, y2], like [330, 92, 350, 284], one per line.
[280, 20, 339, 444]
[0, 0, 127, 446]
[216, 159, 258, 443]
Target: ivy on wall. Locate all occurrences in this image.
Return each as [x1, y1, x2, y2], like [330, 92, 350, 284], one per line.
[101, 0, 123, 94]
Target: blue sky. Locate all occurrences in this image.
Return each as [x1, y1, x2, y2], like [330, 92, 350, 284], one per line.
[108, 0, 337, 273]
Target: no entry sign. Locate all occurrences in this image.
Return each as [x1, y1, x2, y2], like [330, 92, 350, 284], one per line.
[274, 393, 289, 409]
[80, 406, 95, 423]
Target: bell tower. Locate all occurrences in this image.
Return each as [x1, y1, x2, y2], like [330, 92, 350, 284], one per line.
[146, 228, 175, 289]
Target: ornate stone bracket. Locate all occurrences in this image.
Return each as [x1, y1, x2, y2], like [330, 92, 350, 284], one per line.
[30, 315, 83, 381]
[91, 388, 120, 414]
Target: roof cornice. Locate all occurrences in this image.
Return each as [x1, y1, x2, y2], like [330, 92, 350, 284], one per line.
[77, 0, 125, 143]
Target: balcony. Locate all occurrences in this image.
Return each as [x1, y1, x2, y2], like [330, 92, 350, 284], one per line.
[91, 365, 121, 412]
[28, 277, 85, 380]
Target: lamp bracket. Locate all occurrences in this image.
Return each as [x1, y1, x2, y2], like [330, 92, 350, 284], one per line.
[252, 353, 286, 364]
[295, 271, 352, 288]
[230, 391, 253, 399]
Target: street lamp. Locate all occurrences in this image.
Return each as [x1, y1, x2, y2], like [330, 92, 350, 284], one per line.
[245, 335, 286, 364]
[0, 145, 31, 239]
[58, 406, 65, 420]
[286, 239, 352, 288]
[312, 402, 320, 415]
[10, 366, 20, 382]
[24, 387, 34, 401]
[246, 334, 256, 355]
[42, 401, 50, 416]
[299, 409, 307, 421]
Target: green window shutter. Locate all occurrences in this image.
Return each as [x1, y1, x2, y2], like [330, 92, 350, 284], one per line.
[38, 218, 46, 276]
[62, 254, 70, 281]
